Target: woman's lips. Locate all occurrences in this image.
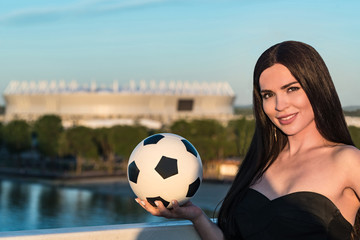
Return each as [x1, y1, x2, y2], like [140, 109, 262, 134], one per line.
[277, 113, 298, 125]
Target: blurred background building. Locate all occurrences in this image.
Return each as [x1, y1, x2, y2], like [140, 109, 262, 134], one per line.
[3, 80, 236, 129]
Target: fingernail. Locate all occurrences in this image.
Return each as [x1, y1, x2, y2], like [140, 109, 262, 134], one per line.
[172, 200, 175, 205]
[135, 199, 139, 203]
[141, 201, 145, 206]
[155, 201, 159, 207]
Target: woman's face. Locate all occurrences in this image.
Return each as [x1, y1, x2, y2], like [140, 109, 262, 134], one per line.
[259, 64, 315, 137]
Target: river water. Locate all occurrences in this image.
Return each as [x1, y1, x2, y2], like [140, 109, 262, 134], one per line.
[0, 178, 230, 232]
[0, 179, 161, 232]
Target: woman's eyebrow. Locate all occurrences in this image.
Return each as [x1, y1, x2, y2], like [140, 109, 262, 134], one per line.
[260, 89, 272, 94]
[280, 81, 299, 90]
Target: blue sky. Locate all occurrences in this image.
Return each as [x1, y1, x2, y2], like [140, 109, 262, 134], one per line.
[0, 0, 359, 106]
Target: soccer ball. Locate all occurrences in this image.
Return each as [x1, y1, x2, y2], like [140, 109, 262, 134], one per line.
[127, 133, 203, 208]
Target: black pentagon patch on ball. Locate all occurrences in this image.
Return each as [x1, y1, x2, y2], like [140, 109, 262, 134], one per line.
[186, 177, 201, 197]
[155, 156, 178, 179]
[144, 134, 164, 145]
[146, 196, 170, 208]
[181, 139, 198, 157]
[128, 161, 140, 184]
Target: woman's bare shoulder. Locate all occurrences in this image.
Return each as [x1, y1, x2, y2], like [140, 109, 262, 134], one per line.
[332, 145, 360, 189]
[325, 144, 359, 172]
[332, 144, 360, 163]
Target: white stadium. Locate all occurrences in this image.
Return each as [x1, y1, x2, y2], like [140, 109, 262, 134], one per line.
[3, 80, 236, 129]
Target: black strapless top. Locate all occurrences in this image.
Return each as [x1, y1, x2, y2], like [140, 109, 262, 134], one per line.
[232, 188, 353, 240]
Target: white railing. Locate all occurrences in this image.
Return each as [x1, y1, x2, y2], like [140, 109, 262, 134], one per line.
[0, 221, 201, 240]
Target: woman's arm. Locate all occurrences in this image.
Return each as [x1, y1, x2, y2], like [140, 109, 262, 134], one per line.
[136, 199, 225, 240]
[191, 209, 225, 240]
[346, 146, 360, 202]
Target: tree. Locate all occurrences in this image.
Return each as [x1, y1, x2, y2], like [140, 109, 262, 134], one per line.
[349, 126, 360, 148]
[93, 127, 114, 173]
[108, 125, 148, 162]
[64, 126, 98, 175]
[222, 121, 239, 158]
[193, 119, 227, 161]
[170, 120, 193, 139]
[34, 115, 63, 158]
[228, 117, 255, 157]
[3, 120, 32, 156]
[0, 122, 3, 146]
[242, 119, 255, 155]
[171, 119, 226, 162]
[57, 131, 70, 157]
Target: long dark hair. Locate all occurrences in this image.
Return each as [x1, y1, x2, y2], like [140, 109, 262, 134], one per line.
[217, 41, 358, 239]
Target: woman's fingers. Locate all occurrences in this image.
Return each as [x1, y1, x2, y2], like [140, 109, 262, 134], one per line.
[135, 198, 159, 215]
[135, 198, 171, 217]
[135, 198, 179, 218]
[154, 200, 174, 218]
[135, 198, 200, 221]
[171, 200, 183, 215]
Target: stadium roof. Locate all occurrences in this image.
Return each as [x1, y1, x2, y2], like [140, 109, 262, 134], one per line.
[4, 80, 235, 96]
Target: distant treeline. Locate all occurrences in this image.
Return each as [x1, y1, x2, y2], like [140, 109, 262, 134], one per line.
[0, 115, 359, 176]
[344, 109, 360, 117]
[0, 115, 255, 175]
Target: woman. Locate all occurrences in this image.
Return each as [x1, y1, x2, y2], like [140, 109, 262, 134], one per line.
[136, 41, 360, 240]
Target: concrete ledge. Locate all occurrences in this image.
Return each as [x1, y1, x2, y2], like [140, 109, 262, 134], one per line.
[0, 221, 201, 240]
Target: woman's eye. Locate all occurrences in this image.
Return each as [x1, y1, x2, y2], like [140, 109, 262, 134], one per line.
[288, 86, 300, 92]
[262, 92, 273, 99]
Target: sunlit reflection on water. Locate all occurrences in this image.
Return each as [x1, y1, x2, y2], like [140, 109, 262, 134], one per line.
[0, 179, 162, 232]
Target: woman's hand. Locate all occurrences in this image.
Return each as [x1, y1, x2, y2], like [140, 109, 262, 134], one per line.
[135, 198, 203, 222]
[136, 198, 225, 240]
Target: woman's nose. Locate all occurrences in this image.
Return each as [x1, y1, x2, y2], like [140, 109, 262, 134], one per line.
[275, 94, 289, 112]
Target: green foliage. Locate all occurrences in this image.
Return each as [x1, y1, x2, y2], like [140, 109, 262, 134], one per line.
[3, 120, 32, 154]
[108, 125, 148, 159]
[170, 117, 256, 162]
[234, 106, 253, 116]
[190, 119, 227, 161]
[169, 120, 192, 139]
[8, 114, 359, 176]
[228, 117, 255, 156]
[57, 131, 70, 157]
[171, 119, 228, 162]
[349, 126, 360, 148]
[344, 110, 360, 117]
[61, 126, 98, 175]
[65, 126, 98, 159]
[93, 128, 112, 158]
[34, 115, 63, 157]
[0, 122, 3, 146]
